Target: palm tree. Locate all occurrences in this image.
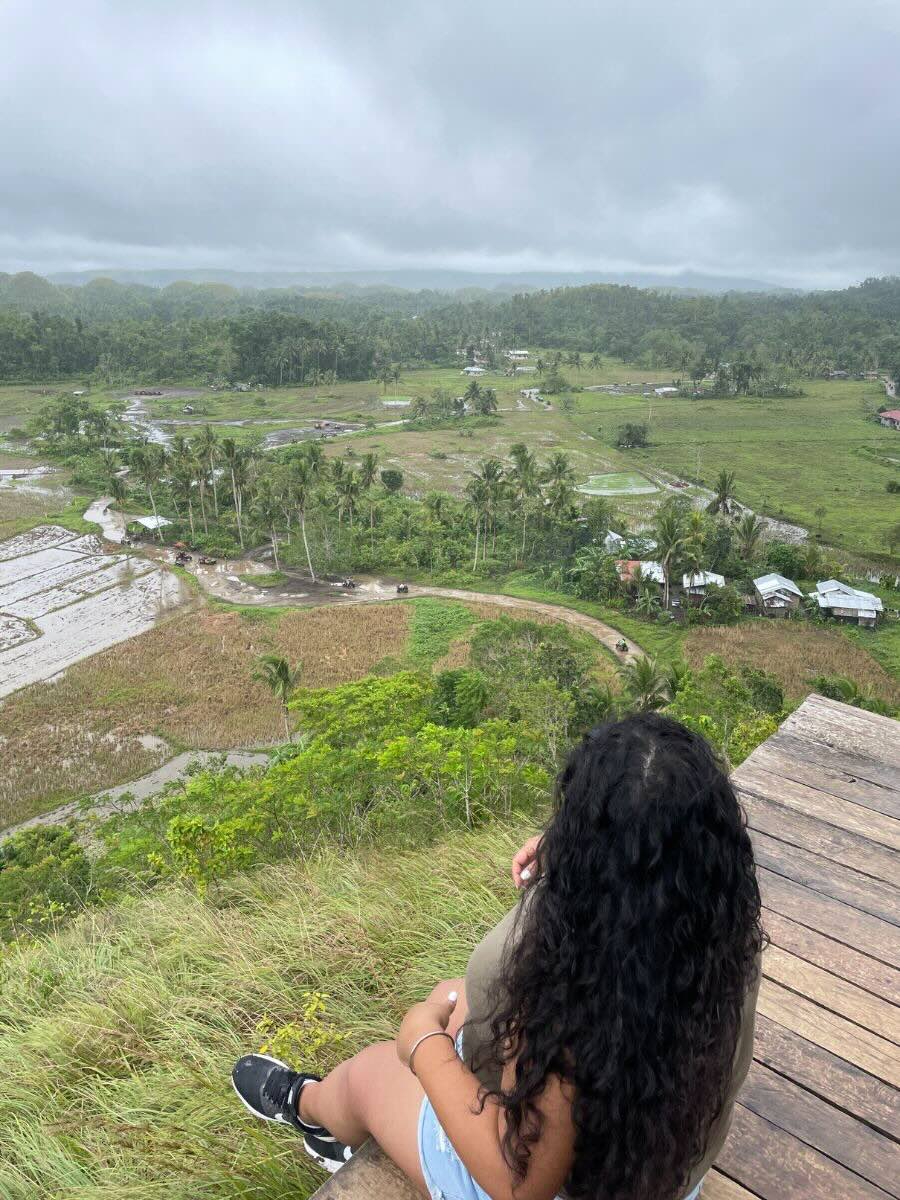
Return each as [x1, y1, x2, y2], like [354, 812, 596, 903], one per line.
[337, 470, 361, 528]
[736, 512, 765, 561]
[221, 438, 246, 549]
[653, 501, 689, 609]
[252, 478, 283, 569]
[508, 443, 538, 558]
[358, 451, 379, 550]
[253, 654, 302, 741]
[171, 464, 197, 538]
[465, 476, 490, 570]
[195, 424, 220, 517]
[545, 478, 574, 524]
[289, 458, 316, 580]
[543, 451, 575, 488]
[707, 468, 737, 515]
[476, 388, 498, 416]
[617, 655, 672, 712]
[463, 379, 483, 409]
[131, 445, 167, 541]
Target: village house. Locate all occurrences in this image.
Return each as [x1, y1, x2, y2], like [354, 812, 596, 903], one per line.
[461, 365, 486, 376]
[878, 408, 900, 428]
[507, 349, 529, 361]
[616, 559, 665, 587]
[682, 570, 725, 601]
[810, 580, 884, 627]
[603, 530, 626, 554]
[753, 572, 803, 615]
[653, 386, 679, 396]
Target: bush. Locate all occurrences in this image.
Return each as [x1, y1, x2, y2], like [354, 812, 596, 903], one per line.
[0, 826, 91, 933]
[886, 480, 900, 493]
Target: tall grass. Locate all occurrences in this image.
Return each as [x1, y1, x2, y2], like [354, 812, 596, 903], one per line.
[0, 824, 531, 1198]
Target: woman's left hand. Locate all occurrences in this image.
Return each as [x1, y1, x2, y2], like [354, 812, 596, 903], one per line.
[396, 992, 458, 1068]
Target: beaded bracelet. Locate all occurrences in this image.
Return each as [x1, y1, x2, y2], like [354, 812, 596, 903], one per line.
[408, 1030, 455, 1076]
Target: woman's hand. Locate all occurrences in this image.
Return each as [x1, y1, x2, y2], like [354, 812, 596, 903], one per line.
[512, 834, 543, 888]
[396, 991, 458, 1069]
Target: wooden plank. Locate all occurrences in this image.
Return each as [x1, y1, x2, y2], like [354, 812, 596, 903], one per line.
[752, 831, 900, 927]
[758, 978, 900, 1087]
[759, 869, 900, 967]
[739, 1062, 900, 1196]
[743, 791, 899, 882]
[762, 945, 900, 1041]
[747, 736, 900, 817]
[778, 698, 900, 769]
[703, 1172, 762, 1199]
[766, 725, 900, 797]
[735, 763, 900, 850]
[763, 909, 900, 1005]
[717, 1104, 893, 1200]
[754, 1014, 900, 1140]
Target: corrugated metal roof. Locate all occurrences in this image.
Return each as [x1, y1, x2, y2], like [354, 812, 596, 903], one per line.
[753, 572, 802, 598]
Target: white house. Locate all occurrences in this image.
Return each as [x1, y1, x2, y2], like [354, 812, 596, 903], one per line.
[603, 530, 625, 553]
[507, 349, 529, 361]
[462, 365, 487, 376]
[654, 386, 680, 396]
[809, 580, 883, 627]
[617, 559, 665, 586]
[683, 570, 725, 594]
[753, 572, 803, 615]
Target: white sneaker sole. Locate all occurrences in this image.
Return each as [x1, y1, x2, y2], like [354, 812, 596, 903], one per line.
[303, 1139, 352, 1175]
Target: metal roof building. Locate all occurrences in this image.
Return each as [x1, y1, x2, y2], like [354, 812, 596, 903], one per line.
[809, 580, 883, 627]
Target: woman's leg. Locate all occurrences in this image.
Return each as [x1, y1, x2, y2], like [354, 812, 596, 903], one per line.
[300, 1042, 428, 1193]
[298, 981, 467, 1191]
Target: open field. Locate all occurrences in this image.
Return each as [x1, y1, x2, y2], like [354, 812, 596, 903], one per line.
[568, 379, 900, 557]
[684, 618, 900, 704]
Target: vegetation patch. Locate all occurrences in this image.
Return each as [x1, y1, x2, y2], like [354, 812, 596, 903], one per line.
[406, 599, 479, 666]
[250, 571, 288, 588]
[684, 620, 900, 705]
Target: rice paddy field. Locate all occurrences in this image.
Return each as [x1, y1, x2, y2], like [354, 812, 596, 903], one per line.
[0, 596, 615, 828]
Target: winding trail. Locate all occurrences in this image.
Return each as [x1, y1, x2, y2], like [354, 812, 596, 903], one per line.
[405, 585, 644, 662]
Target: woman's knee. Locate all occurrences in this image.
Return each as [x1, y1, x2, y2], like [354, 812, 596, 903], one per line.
[345, 1041, 398, 1118]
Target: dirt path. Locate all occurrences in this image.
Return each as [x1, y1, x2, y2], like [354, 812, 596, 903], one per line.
[408, 586, 643, 662]
[1, 749, 270, 842]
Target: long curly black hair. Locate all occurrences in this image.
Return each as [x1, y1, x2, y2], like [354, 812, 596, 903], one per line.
[476, 713, 763, 1200]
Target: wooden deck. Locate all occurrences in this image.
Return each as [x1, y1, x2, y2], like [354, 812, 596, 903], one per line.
[313, 694, 899, 1200]
[708, 693, 899, 1199]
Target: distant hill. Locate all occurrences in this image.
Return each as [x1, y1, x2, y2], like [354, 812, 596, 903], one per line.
[46, 266, 794, 295]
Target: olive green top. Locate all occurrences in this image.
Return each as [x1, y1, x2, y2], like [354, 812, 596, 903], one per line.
[461, 897, 759, 1195]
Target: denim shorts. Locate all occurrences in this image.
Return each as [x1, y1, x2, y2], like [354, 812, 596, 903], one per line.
[417, 1035, 703, 1200]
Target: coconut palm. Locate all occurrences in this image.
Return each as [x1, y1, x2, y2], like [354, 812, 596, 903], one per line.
[252, 478, 283, 569]
[707, 468, 737, 515]
[653, 501, 689, 609]
[508, 443, 539, 558]
[358, 451, 379, 549]
[476, 387, 498, 416]
[171, 464, 197, 538]
[736, 512, 765, 561]
[289, 458, 317, 580]
[253, 654, 302, 741]
[221, 438, 246, 549]
[463, 379, 483, 408]
[543, 451, 575, 488]
[131, 444, 167, 541]
[337, 470, 361, 528]
[617, 655, 672, 712]
[195, 424, 220, 516]
[465, 476, 490, 569]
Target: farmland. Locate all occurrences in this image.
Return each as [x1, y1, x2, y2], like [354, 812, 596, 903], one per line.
[0, 596, 616, 827]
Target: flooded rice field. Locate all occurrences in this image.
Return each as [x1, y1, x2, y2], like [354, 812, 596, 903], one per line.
[0, 525, 184, 698]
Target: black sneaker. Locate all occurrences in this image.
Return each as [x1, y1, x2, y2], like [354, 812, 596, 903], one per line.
[303, 1130, 354, 1174]
[231, 1053, 330, 1137]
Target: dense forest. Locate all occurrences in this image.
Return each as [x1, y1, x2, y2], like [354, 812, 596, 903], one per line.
[3, 271, 900, 383]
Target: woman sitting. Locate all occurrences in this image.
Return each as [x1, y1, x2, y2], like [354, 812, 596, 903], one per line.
[233, 712, 763, 1200]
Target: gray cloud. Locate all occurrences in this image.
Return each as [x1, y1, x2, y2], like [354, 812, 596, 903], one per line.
[2, 0, 899, 286]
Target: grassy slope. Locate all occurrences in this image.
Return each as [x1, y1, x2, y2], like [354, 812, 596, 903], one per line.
[0, 825, 530, 1199]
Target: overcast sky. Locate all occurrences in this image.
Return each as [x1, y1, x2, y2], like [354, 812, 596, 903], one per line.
[2, 0, 899, 287]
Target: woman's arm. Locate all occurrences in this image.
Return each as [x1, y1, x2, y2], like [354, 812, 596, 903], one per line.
[398, 998, 574, 1200]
